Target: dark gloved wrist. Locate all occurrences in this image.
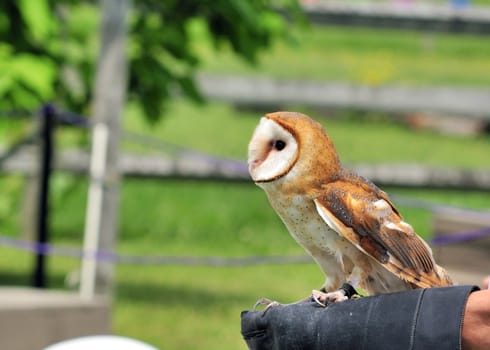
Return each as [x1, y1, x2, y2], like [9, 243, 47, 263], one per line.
[241, 285, 478, 350]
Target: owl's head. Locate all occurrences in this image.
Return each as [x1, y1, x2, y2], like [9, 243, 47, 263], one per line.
[248, 111, 341, 185]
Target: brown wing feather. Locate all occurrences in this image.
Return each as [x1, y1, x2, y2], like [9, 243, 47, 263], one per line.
[314, 171, 452, 288]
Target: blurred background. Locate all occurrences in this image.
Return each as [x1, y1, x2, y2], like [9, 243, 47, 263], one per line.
[0, 0, 489, 349]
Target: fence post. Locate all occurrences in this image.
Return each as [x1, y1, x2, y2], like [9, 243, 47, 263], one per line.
[32, 104, 56, 288]
[80, 0, 128, 299]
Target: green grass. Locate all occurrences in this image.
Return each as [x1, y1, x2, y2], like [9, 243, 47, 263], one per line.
[123, 100, 490, 168]
[2, 21, 490, 349]
[0, 247, 320, 350]
[195, 24, 490, 86]
[0, 174, 489, 349]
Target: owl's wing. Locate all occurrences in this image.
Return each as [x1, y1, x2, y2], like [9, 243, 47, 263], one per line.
[313, 172, 451, 288]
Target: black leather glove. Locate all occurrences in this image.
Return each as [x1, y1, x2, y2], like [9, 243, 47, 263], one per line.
[241, 285, 478, 350]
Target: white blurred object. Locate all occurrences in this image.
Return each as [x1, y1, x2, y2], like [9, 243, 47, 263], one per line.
[44, 335, 159, 350]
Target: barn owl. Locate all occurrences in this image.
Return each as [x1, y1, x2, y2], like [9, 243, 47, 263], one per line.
[248, 111, 452, 304]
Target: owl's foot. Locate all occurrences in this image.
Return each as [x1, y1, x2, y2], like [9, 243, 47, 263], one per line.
[253, 297, 281, 316]
[312, 289, 348, 307]
[312, 283, 361, 307]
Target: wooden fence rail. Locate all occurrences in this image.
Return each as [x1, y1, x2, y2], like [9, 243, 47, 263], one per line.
[197, 74, 490, 121]
[2, 148, 490, 191]
[301, 1, 490, 34]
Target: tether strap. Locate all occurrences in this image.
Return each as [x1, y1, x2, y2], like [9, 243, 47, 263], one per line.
[341, 283, 360, 299]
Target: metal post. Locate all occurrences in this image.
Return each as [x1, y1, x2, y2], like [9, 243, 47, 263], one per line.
[32, 104, 56, 288]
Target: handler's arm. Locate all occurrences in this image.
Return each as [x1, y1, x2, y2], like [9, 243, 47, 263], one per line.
[241, 286, 483, 350]
[462, 290, 490, 350]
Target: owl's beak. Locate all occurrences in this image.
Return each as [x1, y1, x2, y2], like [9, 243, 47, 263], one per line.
[248, 156, 264, 180]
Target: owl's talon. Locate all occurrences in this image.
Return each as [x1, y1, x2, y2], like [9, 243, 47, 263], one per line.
[311, 291, 327, 307]
[253, 297, 281, 315]
[253, 297, 272, 311]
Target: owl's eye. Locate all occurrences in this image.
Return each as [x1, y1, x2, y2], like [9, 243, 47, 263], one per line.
[273, 140, 286, 151]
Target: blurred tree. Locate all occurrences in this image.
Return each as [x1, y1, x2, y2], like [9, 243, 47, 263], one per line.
[0, 0, 301, 122]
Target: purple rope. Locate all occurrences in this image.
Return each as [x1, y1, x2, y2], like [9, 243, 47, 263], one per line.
[430, 226, 490, 246]
[1, 225, 489, 267]
[0, 235, 312, 266]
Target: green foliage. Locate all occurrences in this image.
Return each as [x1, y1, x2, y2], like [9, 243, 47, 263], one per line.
[128, 0, 301, 122]
[0, 0, 56, 109]
[0, 1, 93, 112]
[18, 0, 55, 43]
[0, 0, 301, 120]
